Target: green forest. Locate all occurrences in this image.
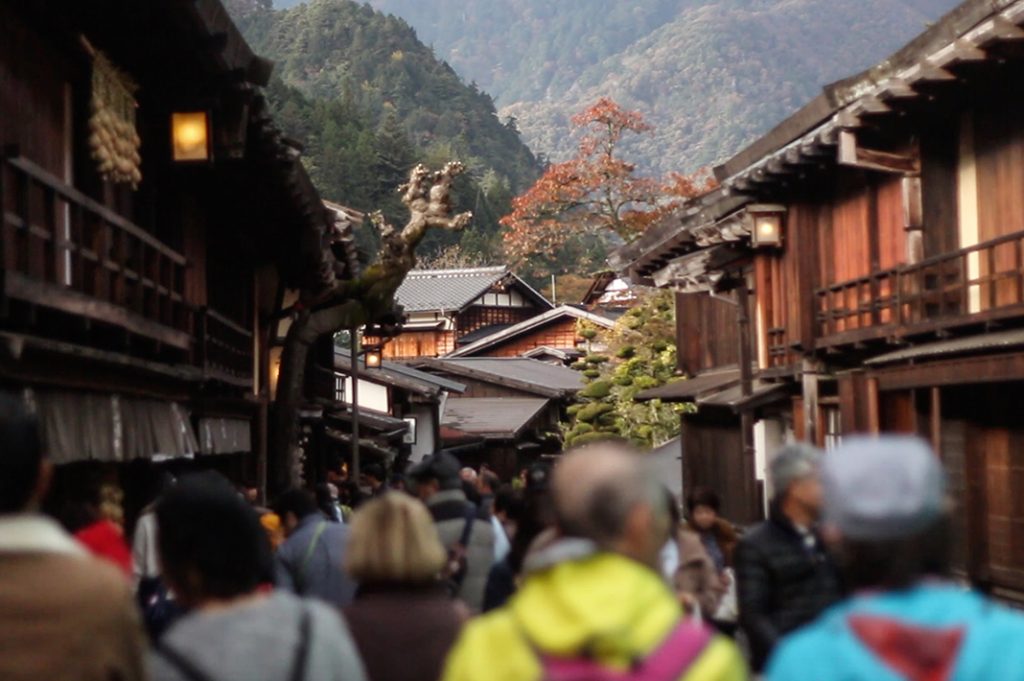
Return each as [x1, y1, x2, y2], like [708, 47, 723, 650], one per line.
[229, 0, 542, 264]
[361, 0, 961, 175]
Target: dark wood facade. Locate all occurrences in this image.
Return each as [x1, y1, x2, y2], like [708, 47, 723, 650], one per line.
[1, 0, 350, 501]
[617, 0, 1024, 596]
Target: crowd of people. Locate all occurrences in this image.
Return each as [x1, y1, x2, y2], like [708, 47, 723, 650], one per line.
[5, 393, 1024, 680]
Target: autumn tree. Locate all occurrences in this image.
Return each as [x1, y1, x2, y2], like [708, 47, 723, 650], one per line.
[501, 98, 715, 263]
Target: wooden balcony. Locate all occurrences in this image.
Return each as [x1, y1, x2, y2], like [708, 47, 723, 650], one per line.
[817, 230, 1024, 347]
[1, 152, 190, 349]
[197, 307, 254, 387]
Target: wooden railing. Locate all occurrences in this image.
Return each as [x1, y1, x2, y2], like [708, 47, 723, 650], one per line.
[0, 151, 190, 349]
[198, 308, 253, 386]
[817, 230, 1024, 342]
[767, 327, 789, 368]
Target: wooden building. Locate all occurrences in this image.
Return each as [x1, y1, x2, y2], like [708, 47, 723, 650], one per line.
[614, 0, 1024, 595]
[331, 348, 465, 468]
[581, 271, 639, 319]
[414, 356, 584, 476]
[445, 305, 615, 361]
[1, 0, 355, 506]
[379, 266, 552, 359]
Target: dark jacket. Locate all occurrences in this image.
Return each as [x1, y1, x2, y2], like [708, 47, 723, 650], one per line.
[735, 506, 840, 672]
[343, 584, 464, 681]
[427, 489, 495, 612]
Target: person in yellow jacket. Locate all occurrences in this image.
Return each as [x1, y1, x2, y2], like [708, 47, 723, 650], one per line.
[442, 443, 747, 681]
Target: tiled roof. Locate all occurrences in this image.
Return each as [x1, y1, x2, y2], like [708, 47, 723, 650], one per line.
[395, 267, 509, 312]
[442, 397, 549, 440]
[335, 349, 466, 396]
[435, 358, 584, 395]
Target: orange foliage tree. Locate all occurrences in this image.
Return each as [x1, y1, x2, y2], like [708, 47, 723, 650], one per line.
[501, 98, 716, 263]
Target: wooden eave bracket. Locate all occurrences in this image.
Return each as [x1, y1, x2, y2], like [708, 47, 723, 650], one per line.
[928, 39, 987, 69]
[838, 130, 920, 174]
[974, 15, 1024, 46]
[902, 62, 956, 86]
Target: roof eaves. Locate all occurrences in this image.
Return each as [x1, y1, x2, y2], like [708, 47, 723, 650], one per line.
[412, 358, 565, 398]
[444, 305, 615, 358]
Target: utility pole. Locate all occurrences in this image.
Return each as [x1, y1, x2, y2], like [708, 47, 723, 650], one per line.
[350, 327, 361, 484]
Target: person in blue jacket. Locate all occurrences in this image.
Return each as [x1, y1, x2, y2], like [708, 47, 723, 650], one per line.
[768, 435, 1024, 681]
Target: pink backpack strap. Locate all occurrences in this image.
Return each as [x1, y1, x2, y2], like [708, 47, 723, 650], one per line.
[633, 621, 714, 681]
[538, 621, 714, 681]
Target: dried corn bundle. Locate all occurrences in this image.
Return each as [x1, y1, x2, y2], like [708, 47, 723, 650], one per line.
[89, 51, 142, 188]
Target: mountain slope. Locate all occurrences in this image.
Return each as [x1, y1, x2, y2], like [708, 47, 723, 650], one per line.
[231, 0, 541, 261]
[362, 0, 963, 174]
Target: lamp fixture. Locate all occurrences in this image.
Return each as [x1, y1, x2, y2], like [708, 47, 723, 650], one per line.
[363, 344, 383, 368]
[747, 204, 787, 249]
[171, 111, 211, 162]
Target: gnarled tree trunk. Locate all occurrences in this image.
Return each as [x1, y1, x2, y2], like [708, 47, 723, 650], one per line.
[272, 162, 472, 490]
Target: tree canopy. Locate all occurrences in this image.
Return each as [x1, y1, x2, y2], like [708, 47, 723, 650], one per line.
[501, 98, 714, 265]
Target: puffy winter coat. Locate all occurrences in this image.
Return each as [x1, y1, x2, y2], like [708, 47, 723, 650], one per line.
[442, 541, 746, 681]
[768, 583, 1024, 681]
[735, 507, 841, 671]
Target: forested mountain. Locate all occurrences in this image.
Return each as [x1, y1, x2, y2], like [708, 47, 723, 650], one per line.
[357, 0, 963, 174]
[230, 0, 541, 260]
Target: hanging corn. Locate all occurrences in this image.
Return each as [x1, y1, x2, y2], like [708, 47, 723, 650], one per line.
[89, 50, 142, 188]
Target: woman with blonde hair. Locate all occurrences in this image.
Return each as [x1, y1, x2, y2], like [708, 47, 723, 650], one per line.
[343, 493, 467, 681]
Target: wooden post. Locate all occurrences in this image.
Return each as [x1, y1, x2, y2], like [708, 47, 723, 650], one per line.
[737, 281, 759, 520]
[737, 283, 753, 399]
[350, 327, 361, 484]
[867, 376, 881, 434]
[930, 386, 942, 458]
[257, 396, 268, 505]
[801, 358, 821, 444]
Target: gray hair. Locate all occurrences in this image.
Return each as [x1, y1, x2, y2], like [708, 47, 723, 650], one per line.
[553, 443, 663, 549]
[771, 443, 822, 499]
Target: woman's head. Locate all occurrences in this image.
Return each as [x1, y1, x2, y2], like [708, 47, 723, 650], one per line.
[686, 487, 721, 531]
[156, 472, 271, 608]
[344, 492, 446, 585]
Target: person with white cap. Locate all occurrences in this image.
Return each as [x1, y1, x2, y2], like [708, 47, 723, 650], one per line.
[735, 443, 841, 672]
[767, 435, 1024, 680]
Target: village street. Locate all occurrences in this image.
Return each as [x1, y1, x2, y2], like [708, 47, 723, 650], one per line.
[5, 0, 1024, 680]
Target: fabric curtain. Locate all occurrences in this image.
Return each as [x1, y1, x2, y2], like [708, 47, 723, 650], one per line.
[198, 417, 252, 455]
[24, 389, 197, 464]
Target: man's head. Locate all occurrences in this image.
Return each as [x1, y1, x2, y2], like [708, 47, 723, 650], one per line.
[408, 452, 461, 502]
[362, 463, 385, 489]
[0, 396, 49, 514]
[157, 472, 271, 609]
[823, 436, 950, 590]
[460, 466, 478, 484]
[771, 443, 824, 521]
[551, 442, 669, 569]
[477, 470, 500, 496]
[272, 488, 320, 535]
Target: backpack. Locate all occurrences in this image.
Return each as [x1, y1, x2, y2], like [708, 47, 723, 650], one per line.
[441, 503, 477, 596]
[532, 620, 713, 681]
[137, 575, 183, 642]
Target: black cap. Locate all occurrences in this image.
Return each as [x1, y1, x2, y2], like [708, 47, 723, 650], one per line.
[408, 452, 461, 484]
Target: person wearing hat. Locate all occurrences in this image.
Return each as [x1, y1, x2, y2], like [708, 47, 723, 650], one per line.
[767, 436, 1024, 680]
[735, 443, 841, 672]
[409, 452, 495, 612]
